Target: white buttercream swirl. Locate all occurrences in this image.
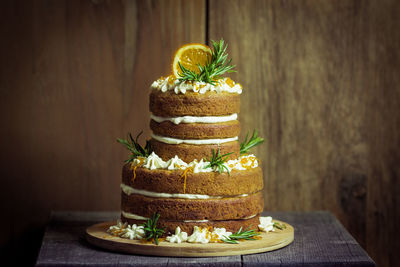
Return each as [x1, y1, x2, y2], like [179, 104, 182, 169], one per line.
[186, 226, 233, 243]
[212, 228, 233, 240]
[152, 134, 238, 145]
[187, 226, 210, 243]
[151, 76, 242, 95]
[107, 220, 145, 240]
[142, 152, 166, 170]
[150, 113, 238, 125]
[165, 155, 188, 170]
[166, 227, 188, 243]
[188, 159, 213, 173]
[258, 216, 274, 232]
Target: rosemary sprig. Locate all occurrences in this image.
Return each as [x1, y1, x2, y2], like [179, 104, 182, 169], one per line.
[221, 226, 261, 244]
[178, 39, 236, 85]
[141, 212, 165, 245]
[117, 132, 152, 163]
[240, 130, 264, 155]
[273, 221, 286, 230]
[204, 148, 232, 174]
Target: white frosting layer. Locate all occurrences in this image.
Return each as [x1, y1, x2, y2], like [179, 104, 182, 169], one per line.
[131, 152, 258, 174]
[183, 219, 209, 223]
[151, 76, 242, 95]
[121, 183, 249, 199]
[151, 113, 238, 125]
[152, 134, 238, 145]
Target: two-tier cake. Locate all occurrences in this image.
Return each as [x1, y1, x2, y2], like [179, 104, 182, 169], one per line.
[118, 40, 264, 236]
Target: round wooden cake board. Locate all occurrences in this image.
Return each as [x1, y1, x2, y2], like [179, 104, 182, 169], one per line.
[86, 220, 294, 257]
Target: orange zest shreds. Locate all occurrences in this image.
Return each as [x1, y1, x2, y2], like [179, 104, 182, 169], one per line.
[131, 157, 145, 183]
[180, 167, 193, 194]
[172, 43, 212, 78]
[225, 77, 235, 87]
[132, 165, 139, 182]
[109, 229, 124, 236]
[240, 155, 258, 169]
[167, 75, 176, 84]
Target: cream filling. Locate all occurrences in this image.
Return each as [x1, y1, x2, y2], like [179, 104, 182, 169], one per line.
[150, 113, 238, 125]
[121, 183, 249, 199]
[184, 219, 209, 223]
[121, 211, 258, 222]
[121, 211, 148, 220]
[152, 134, 238, 145]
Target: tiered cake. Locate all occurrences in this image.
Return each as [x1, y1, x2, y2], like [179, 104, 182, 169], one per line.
[119, 42, 264, 235]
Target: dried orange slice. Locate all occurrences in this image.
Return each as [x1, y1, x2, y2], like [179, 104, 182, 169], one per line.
[172, 43, 212, 78]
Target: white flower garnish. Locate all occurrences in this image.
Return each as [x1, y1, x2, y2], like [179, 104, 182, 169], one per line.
[212, 228, 232, 240]
[258, 216, 274, 232]
[107, 221, 145, 240]
[166, 227, 188, 243]
[107, 220, 128, 236]
[187, 226, 210, 244]
[120, 224, 145, 240]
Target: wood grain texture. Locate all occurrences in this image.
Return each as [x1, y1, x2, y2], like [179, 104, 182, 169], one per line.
[0, 0, 205, 265]
[209, 1, 399, 266]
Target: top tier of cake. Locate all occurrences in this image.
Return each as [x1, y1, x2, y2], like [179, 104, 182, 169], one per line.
[148, 77, 242, 162]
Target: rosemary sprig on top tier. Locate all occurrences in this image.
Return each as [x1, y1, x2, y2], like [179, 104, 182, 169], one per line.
[178, 39, 236, 85]
[117, 132, 152, 163]
[141, 212, 165, 245]
[221, 226, 261, 244]
[240, 130, 264, 155]
[204, 148, 233, 174]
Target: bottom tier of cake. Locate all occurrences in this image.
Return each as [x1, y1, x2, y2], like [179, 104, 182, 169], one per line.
[121, 213, 261, 235]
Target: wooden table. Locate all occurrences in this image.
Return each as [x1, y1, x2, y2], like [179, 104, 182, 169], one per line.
[35, 211, 375, 266]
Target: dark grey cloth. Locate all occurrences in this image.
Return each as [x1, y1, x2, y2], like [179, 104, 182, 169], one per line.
[35, 211, 375, 266]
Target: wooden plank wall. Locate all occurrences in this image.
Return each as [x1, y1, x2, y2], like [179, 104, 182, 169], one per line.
[0, 0, 398, 266]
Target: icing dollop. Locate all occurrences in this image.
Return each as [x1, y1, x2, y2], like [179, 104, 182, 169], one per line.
[258, 216, 274, 232]
[187, 226, 211, 244]
[107, 220, 145, 240]
[166, 227, 188, 243]
[165, 155, 188, 170]
[212, 228, 233, 240]
[142, 152, 166, 170]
